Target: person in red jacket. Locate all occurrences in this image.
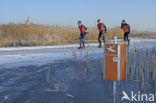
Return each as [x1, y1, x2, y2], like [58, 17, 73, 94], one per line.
[77, 20, 87, 49]
[97, 19, 107, 48]
[121, 20, 130, 45]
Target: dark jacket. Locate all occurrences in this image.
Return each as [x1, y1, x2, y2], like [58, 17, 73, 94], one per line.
[121, 23, 130, 33]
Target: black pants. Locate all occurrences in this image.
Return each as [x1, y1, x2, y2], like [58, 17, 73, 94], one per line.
[98, 31, 105, 46]
[124, 32, 129, 45]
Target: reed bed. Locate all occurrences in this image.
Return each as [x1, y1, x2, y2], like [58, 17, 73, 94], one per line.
[0, 23, 125, 47]
[149, 47, 156, 88]
[127, 42, 156, 90]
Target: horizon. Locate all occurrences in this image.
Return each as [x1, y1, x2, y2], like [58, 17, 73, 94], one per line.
[0, 0, 156, 32]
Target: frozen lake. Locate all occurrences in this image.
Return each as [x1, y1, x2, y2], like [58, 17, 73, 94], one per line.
[0, 38, 156, 103]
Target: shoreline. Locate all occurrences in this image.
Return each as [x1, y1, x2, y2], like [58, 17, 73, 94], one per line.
[0, 38, 156, 51]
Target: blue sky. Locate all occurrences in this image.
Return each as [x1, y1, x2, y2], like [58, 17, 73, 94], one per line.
[0, 0, 156, 31]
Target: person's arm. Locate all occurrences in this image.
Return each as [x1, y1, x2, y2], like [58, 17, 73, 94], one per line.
[104, 25, 107, 33]
[84, 26, 87, 30]
[128, 24, 130, 33]
[84, 26, 89, 34]
[121, 23, 123, 29]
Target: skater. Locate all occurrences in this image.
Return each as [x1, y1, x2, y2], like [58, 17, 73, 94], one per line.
[77, 20, 87, 49]
[121, 20, 130, 45]
[97, 19, 107, 48]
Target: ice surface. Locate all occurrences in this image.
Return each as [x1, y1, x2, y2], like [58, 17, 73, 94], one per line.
[0, 38, 156, 69]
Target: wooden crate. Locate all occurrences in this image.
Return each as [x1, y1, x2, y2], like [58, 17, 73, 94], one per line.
[103, 42, 126, 81]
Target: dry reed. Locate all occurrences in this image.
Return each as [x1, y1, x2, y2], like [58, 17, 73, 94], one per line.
[0, 23, 125, 47]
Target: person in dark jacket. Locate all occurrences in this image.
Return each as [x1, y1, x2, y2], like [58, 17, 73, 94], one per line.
[97, 19, 107, 48]
[121, 20, 130, 45]
[77, 20, 87, 49]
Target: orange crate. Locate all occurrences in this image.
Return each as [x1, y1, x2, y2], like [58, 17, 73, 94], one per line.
[103, 43, 126, 81]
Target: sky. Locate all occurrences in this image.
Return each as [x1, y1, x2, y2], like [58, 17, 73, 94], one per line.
[0, 0, 156, 31]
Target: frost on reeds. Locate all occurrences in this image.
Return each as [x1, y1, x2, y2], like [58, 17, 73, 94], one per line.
[149, 55, 156, 88]
[82, 67, 87, 80]
[145, 45, 156, 89]
[100, 57, 104, 75]
[45, 64, 64, 93]
[46, 64, 58, 83]
[80, 51, 88, 80]
[77, 50, 87, 80]
[77, 50, 93, 81]
[86, 51, 92, 71]
[140, 51, 146, 90]
[72, 50, 77, 64]
[127, 40, 155, 90]
[133, 42, 137, 80]
[126, 45, 132, 80]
